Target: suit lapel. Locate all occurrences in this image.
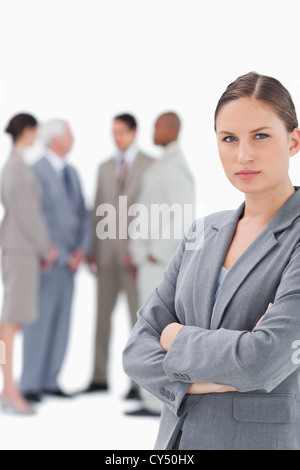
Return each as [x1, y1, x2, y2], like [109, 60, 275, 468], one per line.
[41, 157, 62, 188]
[210, 226, 278, 330]
[193, 207, 244, 329]
[40, 157, 72, 210]
[211, 189, 300, 330]
[194, 188, 300, 330]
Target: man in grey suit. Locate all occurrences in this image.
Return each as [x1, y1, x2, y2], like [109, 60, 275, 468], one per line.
[125, 112, 195, 416]
[21, 120, 92, 402]
[85, 114, 154, 398]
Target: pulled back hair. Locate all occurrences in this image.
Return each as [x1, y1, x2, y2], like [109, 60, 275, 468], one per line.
[5, 113, 38, 142]
[214, 72, 298, 133]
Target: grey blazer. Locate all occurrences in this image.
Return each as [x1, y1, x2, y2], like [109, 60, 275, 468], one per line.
[123, 187, 300, 450]
[0, 150, 50, 258]
[92, 151, 154, 267]
[33, 157, 92, 266]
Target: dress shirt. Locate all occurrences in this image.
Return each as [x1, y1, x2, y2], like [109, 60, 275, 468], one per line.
[45, 149, 67, 175]
[213, 266, 229, 307]
[115, 143, 139, 179]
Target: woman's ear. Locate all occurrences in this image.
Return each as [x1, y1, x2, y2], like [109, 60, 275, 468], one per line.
[289, 128, 300, 157]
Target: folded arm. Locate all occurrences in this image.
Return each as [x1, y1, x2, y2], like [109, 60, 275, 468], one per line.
[124, 222, 238, 413]
[159, 303, 271, 395]
[160, 322, 235, 394]
[163, 244, 300, 393]
[123, 229, 194, 416]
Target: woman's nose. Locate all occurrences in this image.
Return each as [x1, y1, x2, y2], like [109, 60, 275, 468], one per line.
[237, 141, 254, 165]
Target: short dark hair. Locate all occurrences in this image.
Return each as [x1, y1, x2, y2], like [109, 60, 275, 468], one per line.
[114, 113, 137, 130]
[214, 71, 298, 132]
[5, 113, 38, 142]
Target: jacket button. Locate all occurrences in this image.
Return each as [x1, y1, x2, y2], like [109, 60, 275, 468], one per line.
[173, 373, 179, 379]
[170, 393, 175, 401]
[160, 387, 165, 396]
[183, 374, 191, 381]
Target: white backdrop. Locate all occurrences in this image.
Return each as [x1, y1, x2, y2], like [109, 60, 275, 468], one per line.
[1, 0, 300, 450]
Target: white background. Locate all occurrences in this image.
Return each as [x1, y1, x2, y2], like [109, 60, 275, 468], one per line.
[0, 0, 300, 450]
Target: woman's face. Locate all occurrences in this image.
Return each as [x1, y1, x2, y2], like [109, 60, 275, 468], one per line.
[23, 125, 38, 147]
[215, 97, 300, 196]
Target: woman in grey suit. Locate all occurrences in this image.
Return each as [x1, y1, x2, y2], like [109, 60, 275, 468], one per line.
[123, 72, 300, 449]
[0, 114, 57, 415]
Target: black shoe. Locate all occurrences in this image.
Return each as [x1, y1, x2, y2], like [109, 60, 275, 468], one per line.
[43, 389, 74, 399]
[124, 388, 141, 400]
[82, 382, 109, 394]
[125, 407, 161, 417]
[23, 392, 43, 403]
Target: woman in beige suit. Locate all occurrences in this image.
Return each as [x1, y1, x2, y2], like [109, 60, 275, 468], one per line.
[0, 114, 57, 415]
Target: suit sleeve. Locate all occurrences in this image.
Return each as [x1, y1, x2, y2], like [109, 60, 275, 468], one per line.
[163, 242, 300, 393]
[90, 166, 102, 260]
[123, 225, 196, 416]
[73, 170, 93, 256]
[12, 164, 50, 259]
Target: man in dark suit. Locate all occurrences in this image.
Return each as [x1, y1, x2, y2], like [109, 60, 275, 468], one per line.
[20, 120, 92, 402]
[85, 114, 155, 398]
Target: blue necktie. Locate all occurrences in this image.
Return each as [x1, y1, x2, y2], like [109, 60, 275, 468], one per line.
[61, 166, 73, 199]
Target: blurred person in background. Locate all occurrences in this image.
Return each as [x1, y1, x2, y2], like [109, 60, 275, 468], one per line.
[125, 112, 195, 416]
[0, 113, 57, 415]
[85, 114, 154, 399]
[20, 119, 92, 403]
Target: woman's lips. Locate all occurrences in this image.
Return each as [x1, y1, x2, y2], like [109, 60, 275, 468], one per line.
[236, 171, 261, 180]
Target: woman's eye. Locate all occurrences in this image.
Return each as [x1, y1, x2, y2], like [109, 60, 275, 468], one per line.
[223, 136, 237, 143]
[254, 133, 268, 140]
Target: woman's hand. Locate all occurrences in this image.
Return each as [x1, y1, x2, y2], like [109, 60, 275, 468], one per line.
[160, 323, 184, 352]
[256, 303, 273, 327]
[40, 244, 58, 271]
[187, 382, 237, 394]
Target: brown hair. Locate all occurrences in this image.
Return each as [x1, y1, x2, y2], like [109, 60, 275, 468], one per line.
[214, 72, 298, 132]
[5, 113, 38, 142]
